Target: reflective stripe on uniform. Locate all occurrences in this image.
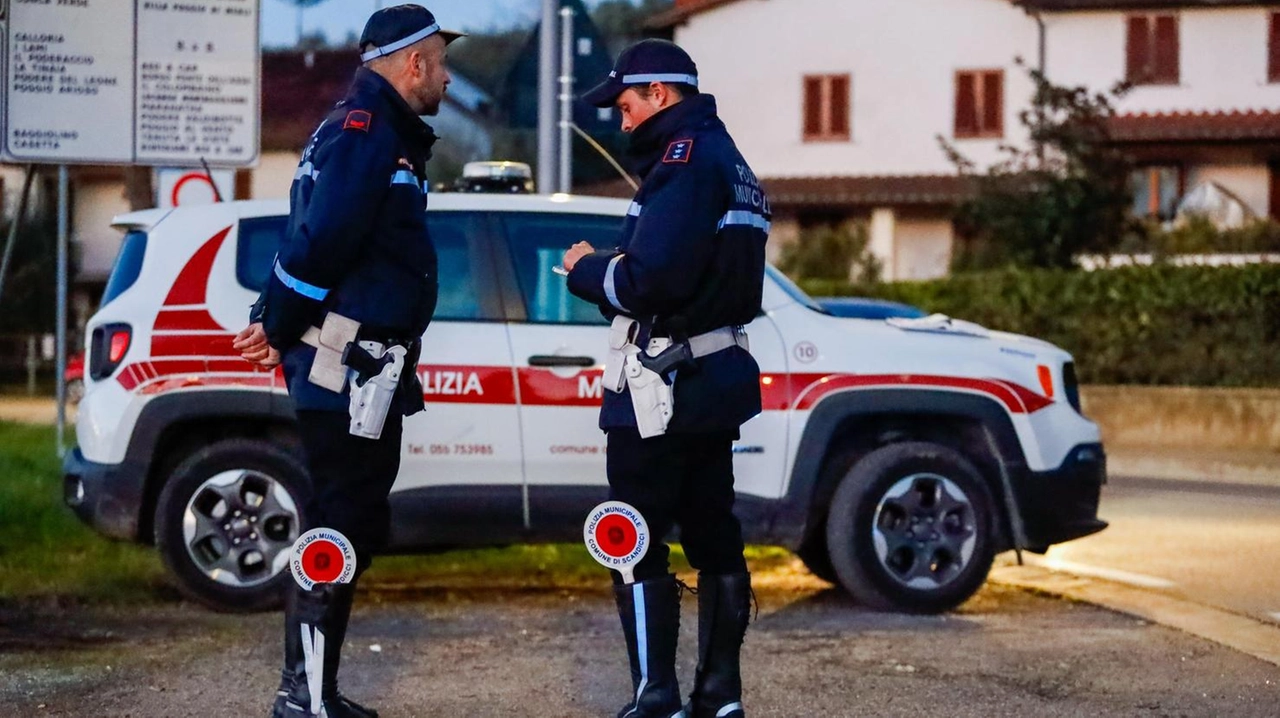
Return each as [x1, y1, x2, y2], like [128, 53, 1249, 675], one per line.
[624, 582, 649, 718]
[716, 702, 744, 717]
[621, 73, 699, 87]
[604, 255, 630, 313]
[717, 210, 771, 233]
[274, 259, 330, 301]
[627, 202, 643, 217]
[293, 162, 319, 182]
[391, 170, 420, 189]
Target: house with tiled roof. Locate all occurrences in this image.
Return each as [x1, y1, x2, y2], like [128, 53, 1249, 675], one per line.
[650, 0, 1280, 279]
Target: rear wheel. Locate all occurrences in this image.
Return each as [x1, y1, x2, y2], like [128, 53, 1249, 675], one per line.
[154, 439, 310, 612]
[825, 441, 996, 613]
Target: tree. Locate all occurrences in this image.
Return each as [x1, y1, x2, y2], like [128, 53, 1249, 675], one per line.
[940, 62, 1136, 270]
[592, 0, 673, 54]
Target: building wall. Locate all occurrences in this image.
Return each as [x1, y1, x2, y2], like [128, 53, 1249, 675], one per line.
[1044, 8, 1280, 114]
[1187, 163, 1270, 218]
[73, 180, 131, 282]
[675, 0, 1039, 177]
[894, 217, 954, 280]
[251, 151, 302, 200]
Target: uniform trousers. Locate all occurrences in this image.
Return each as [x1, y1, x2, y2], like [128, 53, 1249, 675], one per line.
[606, 427, 748, 583]
[295, 409, 403, 573]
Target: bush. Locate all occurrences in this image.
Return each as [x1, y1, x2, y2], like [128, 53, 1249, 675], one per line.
[777, 223, 881, 284]
[1119, 217, 1280, 256]
[801, 264, 1280, 387]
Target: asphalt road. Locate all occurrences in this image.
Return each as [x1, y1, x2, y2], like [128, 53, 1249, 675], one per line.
[1038, 474, 1280, 625]
[3, 579, 1278, 717]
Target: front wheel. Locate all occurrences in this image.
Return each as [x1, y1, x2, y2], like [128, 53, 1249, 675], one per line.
[154, 439, 310, 612]
[825, 442, 997, 613]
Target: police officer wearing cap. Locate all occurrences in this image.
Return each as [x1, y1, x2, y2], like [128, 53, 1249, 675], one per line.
[232, 5, 463, 717]
[563, 39, 769, 718]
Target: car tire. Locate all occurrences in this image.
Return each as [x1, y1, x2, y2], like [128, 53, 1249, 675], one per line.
[825, 441, 997, 613]
[154, 439, 310, 612]
[796, 536, 838, 584]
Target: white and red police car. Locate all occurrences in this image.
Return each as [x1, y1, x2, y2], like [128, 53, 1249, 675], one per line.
[64, 194, 1107, 613]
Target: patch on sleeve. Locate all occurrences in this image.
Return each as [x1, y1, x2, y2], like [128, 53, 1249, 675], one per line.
[663, 139, 693, 164]
[343, 110, 373, 132]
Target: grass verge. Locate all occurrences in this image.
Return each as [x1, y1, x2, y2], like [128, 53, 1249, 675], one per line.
[0, 420, 812, 606]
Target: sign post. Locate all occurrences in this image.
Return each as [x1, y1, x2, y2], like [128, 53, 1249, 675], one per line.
[0, 1, 260, 454]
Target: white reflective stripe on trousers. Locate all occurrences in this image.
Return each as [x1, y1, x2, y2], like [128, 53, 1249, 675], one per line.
[623, 582, 648, 717]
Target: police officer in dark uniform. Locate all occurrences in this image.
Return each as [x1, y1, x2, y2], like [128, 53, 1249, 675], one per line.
[563, 39, 770, 718]
[232, 6, 462, 717]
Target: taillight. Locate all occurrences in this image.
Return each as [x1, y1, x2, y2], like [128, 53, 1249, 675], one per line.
[1062, 362, 1082, 414]
[89, 323, 132, 379]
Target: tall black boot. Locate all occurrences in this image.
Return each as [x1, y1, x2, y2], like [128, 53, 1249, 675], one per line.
[686, 573, 751, 718]
[270, 583, 378, 718]
[613, 575, 685, 718]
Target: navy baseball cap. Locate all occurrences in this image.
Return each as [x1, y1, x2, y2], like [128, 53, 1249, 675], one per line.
[359, 4, 465, 63]
[581, 39, 699, 108]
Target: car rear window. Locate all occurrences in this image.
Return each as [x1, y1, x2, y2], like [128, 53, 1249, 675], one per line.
[101, 229, 147, 305]
[236, 215, 287, 292]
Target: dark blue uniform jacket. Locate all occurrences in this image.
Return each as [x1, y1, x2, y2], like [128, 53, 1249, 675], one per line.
[255, 67, 439, 414]
[567, 94, 769, 433]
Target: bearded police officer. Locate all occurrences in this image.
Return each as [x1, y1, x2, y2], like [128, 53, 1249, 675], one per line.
[232, 6, 462, 717]
[563, 39, 770, 718]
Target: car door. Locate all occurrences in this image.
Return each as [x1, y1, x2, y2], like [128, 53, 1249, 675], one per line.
[496, 210, 620, 539]
[388, 210, 526, 547]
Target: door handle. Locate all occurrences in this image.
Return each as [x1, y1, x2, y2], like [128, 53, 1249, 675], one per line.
[528, 355, 595, 368]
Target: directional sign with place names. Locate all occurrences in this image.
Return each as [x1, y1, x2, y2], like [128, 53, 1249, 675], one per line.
[1, 0, 260, 167]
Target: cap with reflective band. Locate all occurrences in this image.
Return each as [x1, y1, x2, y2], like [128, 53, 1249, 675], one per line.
[581, 39, 698, 108]
[358, 4, 465, 63]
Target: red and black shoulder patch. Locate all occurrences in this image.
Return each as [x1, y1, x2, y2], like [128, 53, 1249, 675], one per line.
[663, 139, 693, 164]
[343, 110, 372, 132]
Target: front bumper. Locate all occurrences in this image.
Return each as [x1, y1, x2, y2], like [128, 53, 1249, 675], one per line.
[63, 447, 145, 541]
[1017, 443, 1108, 550]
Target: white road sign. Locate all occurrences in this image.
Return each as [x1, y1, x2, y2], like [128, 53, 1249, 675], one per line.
[2, 0, 259, 167]
[156, 167, 234, 208]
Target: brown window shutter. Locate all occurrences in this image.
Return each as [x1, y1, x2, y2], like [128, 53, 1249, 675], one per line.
[829, 75, 850, 138]
[803, 76, 823, 138]
[955, 72, 978, 136]
[1153, 15, 1179, 84]
[1269, 13, 1280, 83]
[1126, 15, 1150, 83]
[1270, 161, 1280, 220]
[982, 71, 1003, 136]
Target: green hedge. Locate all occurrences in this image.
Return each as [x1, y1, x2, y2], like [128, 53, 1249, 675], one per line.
[801, 264, 1280, 387]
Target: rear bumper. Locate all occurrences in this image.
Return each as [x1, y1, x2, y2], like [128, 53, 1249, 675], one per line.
[1017, 443, 1108, 550]
[62, 447, 144, 541]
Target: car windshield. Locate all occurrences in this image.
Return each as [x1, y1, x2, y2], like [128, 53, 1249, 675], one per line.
[765, 265, 827, 314]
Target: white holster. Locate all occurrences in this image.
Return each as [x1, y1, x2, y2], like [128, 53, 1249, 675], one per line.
[603, 315, 637, 394]
[624, 338, 675, 439]
[347, 341, 406, 440]
[300, 312, 361, 393]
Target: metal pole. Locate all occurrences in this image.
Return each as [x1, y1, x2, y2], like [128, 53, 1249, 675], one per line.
[557, 6, 575, 194]
[0, 165, 37, 307]
[56, 165, 69, 457]
[537, 0, 558, 194]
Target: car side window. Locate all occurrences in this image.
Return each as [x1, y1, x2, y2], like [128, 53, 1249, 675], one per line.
[429, 212, 495, 321]
[236, 215, 287, 292]
[235, 212, 495, 321]
[501, 212, 623, 325]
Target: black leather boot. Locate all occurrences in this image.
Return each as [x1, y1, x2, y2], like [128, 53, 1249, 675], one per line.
[613, 575, 686, 718]
[270, 583, 378, 718]
[685, 573, 751, 718]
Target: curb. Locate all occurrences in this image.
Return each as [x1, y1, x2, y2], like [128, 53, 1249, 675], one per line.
[990, 563, 1280, 668]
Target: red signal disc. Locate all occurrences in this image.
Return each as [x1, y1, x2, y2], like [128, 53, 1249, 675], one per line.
[595, 514, 638, 558]
[300, 540, 345, 583]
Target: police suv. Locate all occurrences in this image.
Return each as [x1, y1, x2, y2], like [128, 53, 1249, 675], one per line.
[64, 194, 1107, 613]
